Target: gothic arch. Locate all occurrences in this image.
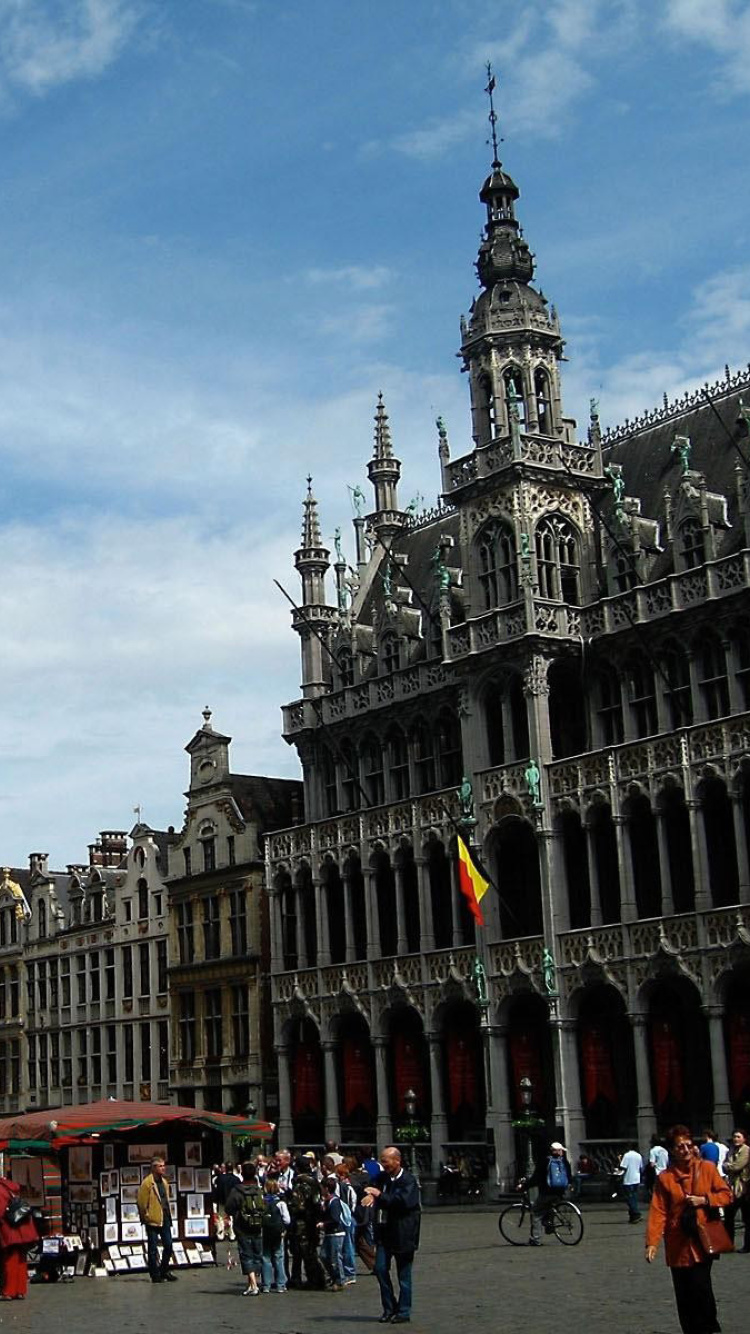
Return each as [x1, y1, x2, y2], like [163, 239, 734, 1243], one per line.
[475, 518, 518, 610]
[534, 513, 581, 604]
[486, 816, 543, 939]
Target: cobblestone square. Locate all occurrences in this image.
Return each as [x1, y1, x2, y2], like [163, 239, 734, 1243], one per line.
[9, 1205, 750, 1334]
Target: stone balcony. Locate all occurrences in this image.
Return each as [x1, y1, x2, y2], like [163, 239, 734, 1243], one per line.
[443, 432, 599, 494]
[281, 659, 456, 738]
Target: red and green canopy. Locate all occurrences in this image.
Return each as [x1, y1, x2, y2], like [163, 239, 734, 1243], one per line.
[0, 1098, 274, 1150]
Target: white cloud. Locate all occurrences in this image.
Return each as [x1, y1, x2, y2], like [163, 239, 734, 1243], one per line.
[0, 0, 139, 97]
[664, 0, 750, 94]
[303, 264, 395, 291]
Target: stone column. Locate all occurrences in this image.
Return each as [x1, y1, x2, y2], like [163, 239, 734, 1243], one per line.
[322, 1040, 341, 1143]
[549, 1011, 586, 1164]
[295, 889, 308, 971]
[704, 1005, 733, 1141]
[731, 794, 750, 904]
[488, 1023, 515, 1191]
[613, 816, 637, 922]
[268, 890, 283, 974]
[394, 862, 408, 957]
[373, 1037, 393, 1147]
[687, 799, 711, 912]
[275, 1043, 294, 1147]
[655, 808, 674, 918]
[343, 871, 356, 963]
[314, 876, 331, 968]
[363, 867, 377, 959]
[427, 1032, 448, 1177]
[631, 1013, 655, 1150]
[584, 819, 603, 928]
[416, 856, 435, 952]
[448, 859, 461, 948]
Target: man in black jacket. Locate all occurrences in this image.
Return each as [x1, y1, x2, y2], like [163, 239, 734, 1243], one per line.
[362, 1146, 421, 1324]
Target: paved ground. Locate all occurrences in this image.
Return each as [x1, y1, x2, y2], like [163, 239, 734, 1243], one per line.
[6, 1204, 750, 1333]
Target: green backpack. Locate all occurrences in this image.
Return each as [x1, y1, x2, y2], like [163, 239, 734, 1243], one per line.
[238, 1184, 265, 1233]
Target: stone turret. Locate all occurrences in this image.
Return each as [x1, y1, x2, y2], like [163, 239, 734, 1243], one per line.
[293, 477, 338, 697]
[366, 394, 406, 546]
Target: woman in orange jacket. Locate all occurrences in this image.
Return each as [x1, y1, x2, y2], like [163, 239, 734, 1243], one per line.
[645, 1124, 733, 1334]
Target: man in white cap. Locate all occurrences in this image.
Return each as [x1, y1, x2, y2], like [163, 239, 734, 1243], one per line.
[525, 1141, 572, 1246]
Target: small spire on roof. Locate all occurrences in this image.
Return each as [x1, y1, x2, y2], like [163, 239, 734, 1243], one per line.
[373, 392, 393, 460]
[300, 476, 323, 547]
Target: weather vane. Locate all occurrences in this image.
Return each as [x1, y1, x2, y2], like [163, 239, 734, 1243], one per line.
[485, 62, 502, 167]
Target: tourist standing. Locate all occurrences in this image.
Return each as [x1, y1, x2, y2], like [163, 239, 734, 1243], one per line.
[619, 1143, 644, 1223]
[723, 1129, 750, 1252]
[363, 1146, 421, 1325]
[646, 1124, 732, 1334]
[137, 1155, 177, 1284]
[0, 1174, 38, 1300]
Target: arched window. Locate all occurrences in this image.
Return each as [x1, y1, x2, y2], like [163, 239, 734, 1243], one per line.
[388, 728, 411, 801]
[340, 742, 360, 813]
[381, 633, 401, 674]
[337, 646, 354, 688]
[477, 373, 496, 442]
[534, 368, 551, 433]
[484, 680, 506, 767]
[611, 547, 637, 593]
[680, 517, 705, 570]
[413, 719, 436, 794]
[626, 657, 657, 738]
[362, 734, 384, 807]
[662, 640, 693, 728]
[321, 748, 338, 817]
[698, 633, 729, 720]
[504, 366, 526, 427]
[435, 709, 462, 788]
[477, 521, 518, 609]
[595, 663, 624, 746]
[535, 515, 580, 603]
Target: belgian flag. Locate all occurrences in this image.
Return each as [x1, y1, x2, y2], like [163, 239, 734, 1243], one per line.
[456, 835, 490, 927]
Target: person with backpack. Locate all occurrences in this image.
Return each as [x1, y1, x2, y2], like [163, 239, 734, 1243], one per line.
[226, 1161, 265, 1295]
[260, 1177, 289, 1293]
[287, 1158, 326, 1290]
[335, 1162, 359, 1285]
[318, 1176, 349, 1291]
[525, 1141, 572, 1246]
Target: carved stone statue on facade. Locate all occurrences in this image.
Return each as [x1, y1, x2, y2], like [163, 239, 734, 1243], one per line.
[542, 948, 557, 996]
[457, 775, 476, 827]
[524, 758, 542, 806]
[671, 434, 691, 475]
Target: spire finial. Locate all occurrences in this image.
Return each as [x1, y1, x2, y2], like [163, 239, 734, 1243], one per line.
[301, 477, 322, 547]
[485, 62, 501, 168]
[373, 392, 393, 460]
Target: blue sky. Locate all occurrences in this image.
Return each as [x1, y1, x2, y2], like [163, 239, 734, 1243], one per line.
[3, 0, 750, 866]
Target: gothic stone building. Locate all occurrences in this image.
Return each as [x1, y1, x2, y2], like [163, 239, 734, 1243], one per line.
[166, 711, 301, 1118]
[265, 151, 750, 1182]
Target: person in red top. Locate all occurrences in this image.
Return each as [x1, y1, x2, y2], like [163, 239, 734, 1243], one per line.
[0, 1175, 39, 1300]
[645, 1125, 733, 1334]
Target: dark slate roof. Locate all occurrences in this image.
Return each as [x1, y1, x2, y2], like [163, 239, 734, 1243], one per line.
[228, 775, 302, 833]
[603, 378, 746, 537]
[357, 508, 461, 643]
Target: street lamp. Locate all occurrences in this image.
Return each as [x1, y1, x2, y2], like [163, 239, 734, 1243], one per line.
[404, 1088, 417, 1121]
[518, 1077, 535, 1179]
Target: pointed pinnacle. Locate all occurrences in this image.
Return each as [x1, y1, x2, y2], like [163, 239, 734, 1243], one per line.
[301, 477, 322, 547]
[373, 392, 393, 460]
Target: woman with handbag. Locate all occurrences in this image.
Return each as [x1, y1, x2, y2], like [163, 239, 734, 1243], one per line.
[645, 1125, 733, 1334]
[0, 1175, 39, 1300]
[723, 1129, 750, 1252]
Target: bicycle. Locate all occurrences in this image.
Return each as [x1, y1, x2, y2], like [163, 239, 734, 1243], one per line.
[498, 1185, 584, 1247]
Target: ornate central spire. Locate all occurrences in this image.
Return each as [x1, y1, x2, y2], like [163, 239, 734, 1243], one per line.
[300, 475, 322, 548]
[373, 392, 393, 460]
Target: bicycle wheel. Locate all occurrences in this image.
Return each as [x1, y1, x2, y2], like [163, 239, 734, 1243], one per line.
[498, 1202, 529, 1246]
[550, 1200, 584, 1245]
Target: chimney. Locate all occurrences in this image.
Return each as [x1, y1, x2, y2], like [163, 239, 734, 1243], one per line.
[29, 853, 49, 876]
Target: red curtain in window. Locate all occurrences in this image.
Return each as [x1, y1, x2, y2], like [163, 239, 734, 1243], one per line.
[508, 1027, 544, 1113]
[727, 1008, 750, 1101]
[446, 1024, 478, 1115]
[343, 1036, 374, 1119]
[580, 1021, 617, 1107]
[650, 1016, 684, 1107]
[292, 1041, 322, 1117]
[393, 1030, 426, 1116]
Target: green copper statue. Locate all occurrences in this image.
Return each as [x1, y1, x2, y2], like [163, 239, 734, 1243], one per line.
[671, 434, 691, 475]
[457, 775, 476, 827]
[334, 527, 344, 563]
[351, 484, 366, 517]
[524, 758, 541, 806]
[473, 956, 488, 1006]
[432, 544, 451, 593]
[542, 948, 556, 996]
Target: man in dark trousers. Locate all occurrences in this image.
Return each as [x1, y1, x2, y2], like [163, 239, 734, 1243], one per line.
[362, 1145, 421, 1324]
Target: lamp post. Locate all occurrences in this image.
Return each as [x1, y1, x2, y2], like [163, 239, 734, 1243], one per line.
[519, 1076, 535, 1180]
[404, 1088, 417, 1122]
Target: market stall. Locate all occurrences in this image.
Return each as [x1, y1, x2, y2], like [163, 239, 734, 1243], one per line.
[0, 1099, 273, 1278]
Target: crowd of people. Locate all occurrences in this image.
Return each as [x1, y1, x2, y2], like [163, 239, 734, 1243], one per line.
[210, 1141, 421, 1322]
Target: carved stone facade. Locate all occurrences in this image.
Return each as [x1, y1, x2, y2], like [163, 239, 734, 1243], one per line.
[267, 150, 750, 1183]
